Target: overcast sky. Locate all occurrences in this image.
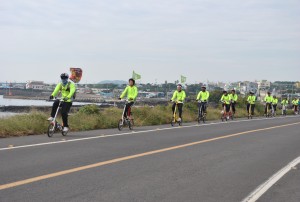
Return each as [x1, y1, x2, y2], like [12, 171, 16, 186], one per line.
[0, 0, 299, 84]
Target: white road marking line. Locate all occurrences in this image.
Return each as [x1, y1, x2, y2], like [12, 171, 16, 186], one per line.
[0, 116, 298, 151]
[241, 156, 300, 202]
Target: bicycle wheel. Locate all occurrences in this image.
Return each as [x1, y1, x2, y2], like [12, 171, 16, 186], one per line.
[171, 120, 175, 126]
[128, 119, 134, 130]
[197, 116, 201, 124]
[47, 124, 55, 138]
[118, 119, 124, 131]
[61, 129, 68, 136]
[178, 119, 182, 126]
[198, 107, 202, 124]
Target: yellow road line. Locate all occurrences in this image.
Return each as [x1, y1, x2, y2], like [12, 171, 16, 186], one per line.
[0, 122, 299, 191]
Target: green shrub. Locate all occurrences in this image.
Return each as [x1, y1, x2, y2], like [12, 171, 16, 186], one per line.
[79, 104, 100, 114]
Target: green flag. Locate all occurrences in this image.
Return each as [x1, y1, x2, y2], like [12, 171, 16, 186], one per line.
[132, 71, 141, 80]
[181, 75, 187, 83]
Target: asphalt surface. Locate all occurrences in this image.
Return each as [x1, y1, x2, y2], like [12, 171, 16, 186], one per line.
[0, 116, 300, 202]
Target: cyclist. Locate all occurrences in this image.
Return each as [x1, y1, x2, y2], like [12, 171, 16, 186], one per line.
[264, 92, 273, 115]
[229, 89, 238, 115]
[47, 73, 76, 132]
[196, 84, 209, 115]
[281, 97, 288, 115]
[292, 97, 299, 114]
[272, 95, 278, 115]
[220, 90, 231, 120]
[171, 84, 186, 122]
[119, 78, 138, 120]
[247, 91, 256, 116]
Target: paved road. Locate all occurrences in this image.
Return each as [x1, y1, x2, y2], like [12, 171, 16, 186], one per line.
[0, 116, 300, 202]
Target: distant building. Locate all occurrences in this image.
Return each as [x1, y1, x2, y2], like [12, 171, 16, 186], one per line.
[295, 82, 300, 89]
[257, 80, 271, 90]
[12, 84, 26, 89]
[26, 81, 45, 90]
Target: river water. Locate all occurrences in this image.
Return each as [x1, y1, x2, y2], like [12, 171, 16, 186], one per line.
[0, 95, 101, 106]
[0, 95, 103, 118]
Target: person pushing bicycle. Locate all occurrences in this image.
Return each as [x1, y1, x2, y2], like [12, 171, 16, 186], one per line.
[292, 97, 299, 114]
[247, 91, 256, 116]
[47, 73, 76, 132]
[220, 90, 231, 120]
[229, 89, 238, 115]
[272, 95, 278, 115]
[171, 84, 186, 122]
[281, 97, 288, 115]
[119, 78, 138, 120]
[196, 84, 209, 115]
[264, 92, 273, 116]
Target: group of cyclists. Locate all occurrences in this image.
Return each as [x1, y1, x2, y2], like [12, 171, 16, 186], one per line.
[47, 73, 300, 132]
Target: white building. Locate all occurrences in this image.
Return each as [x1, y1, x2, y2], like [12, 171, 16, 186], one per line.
[26, 81, 45, 90]
[257, 80, 271, 90]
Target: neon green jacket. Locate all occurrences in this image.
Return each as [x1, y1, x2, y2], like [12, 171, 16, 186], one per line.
[272, 98, 278, 105]
[120, 86, 138, 101]
[171, 90, 186, 103]
[52, 82, 76, 103]
[281, 100, 288, 106]
[196, 91, 209, 101]
[230, 94, 238, 102]
[292, 99, 299, 106]
[264, 95, 273, 103]
[221, 94, 231, 104]
[247, 95, 256, 104]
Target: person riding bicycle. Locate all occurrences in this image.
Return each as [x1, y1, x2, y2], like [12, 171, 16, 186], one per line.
[272, 95, 278, 114]
[247, 91, 256, 116]
[281, 97, 288, 115]
[264, 92, 273, 115]
[196, 84, 209, 115]
[171, 84, 186, 122]
[292, 97, 299, 114]
[220, 90, 231, 120]
[119, 78, 138, 120]
[47, 73, 76, 132]
[229, 89, 238, 115]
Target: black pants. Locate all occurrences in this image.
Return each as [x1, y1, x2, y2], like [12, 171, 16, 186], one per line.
[264, 103, 272, 114]
[51, 100, 72, 127]
[172, 103, 183, 118]
[247, 104, 255, 115]
[198, 102, 207, 114]
[124, 102, 134, 118]
[222, 104, 230, 113]
[231, 102, 236, 113]
[273, 104, 277, 111]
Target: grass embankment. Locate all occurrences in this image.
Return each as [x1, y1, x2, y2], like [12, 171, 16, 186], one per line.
[0, 103, 293, 137]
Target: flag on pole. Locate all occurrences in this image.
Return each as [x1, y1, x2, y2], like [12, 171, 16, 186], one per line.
[181, 75, 187, 83]
[69, 68, 83, 83]
[132, 71, 141, 80]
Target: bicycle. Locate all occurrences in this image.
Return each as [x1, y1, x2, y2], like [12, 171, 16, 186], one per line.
[282, 105, 287, 116]
[293, 105, 298, 115]
[247, 102, 253, 119]
[221, 101, 229, 122]
[265, 102, 274, 118]
[47, 98, 69, 137]
[171, 102, 183, 126]
[197, 101, 207, 124]
[118, 100, 134, 131]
